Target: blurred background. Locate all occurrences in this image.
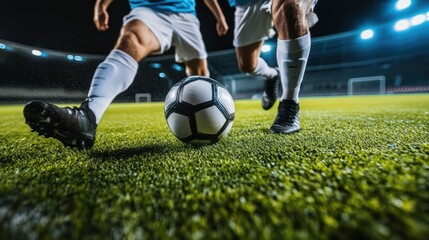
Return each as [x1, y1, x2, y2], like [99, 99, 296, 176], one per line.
[1, 0, 428, 103]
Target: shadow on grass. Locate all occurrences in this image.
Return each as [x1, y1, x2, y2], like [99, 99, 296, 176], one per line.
[90, 144, 175, 161]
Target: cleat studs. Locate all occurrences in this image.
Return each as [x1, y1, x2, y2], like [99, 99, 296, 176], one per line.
[39, 117, 51, 123]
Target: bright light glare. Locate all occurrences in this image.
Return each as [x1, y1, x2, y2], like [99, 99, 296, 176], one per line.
[32, 50, 42, 56]
[172, 63, 183, 71]
[426, 11, 429, 21]
[411, 14, 426, 26]
[159, 72, 166, 78]
[67, 54, 74, 60]
[360, 29, 374, 40]
[261, 44, 271, 53]
[395, 0, 411, 10]
[74, 55, 83, 61]
[150, 63, 161, 68]
[394, 19, 411, 31]
[0, 43, 5, 49]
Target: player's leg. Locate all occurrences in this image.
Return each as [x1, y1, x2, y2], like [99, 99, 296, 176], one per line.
[86, 19, 161, 124]
[269, 0, 316, 134]
[172, 12, 210, 77]
[233, 0, 279, 110]
[184, 58, 209, 77]
[235, 41, 279, 110]
[23, 10, 163, 149]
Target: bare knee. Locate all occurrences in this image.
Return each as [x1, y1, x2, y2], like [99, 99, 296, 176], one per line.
[115, 30, 147, 61]
[185, 58, 209, 77]
[235, 42, 262, 74]
[238, 61, 257, 74]
[115, 20, 160, 61]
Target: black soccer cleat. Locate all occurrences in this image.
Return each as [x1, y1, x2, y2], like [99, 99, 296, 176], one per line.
[23, 100, 97, 149]
[262, 69, 280, 110]
[269, 100, 300, 134]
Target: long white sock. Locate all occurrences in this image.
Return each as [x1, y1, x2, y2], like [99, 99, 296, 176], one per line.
[87, 49, 138, 123]
[249, 57, 278, 79]
[277, 33, 311, 102]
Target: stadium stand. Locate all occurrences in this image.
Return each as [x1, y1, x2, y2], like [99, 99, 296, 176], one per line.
[1, 22, 429, 103]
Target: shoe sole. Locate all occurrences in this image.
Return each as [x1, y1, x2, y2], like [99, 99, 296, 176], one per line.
[23, 101, 93, 149]
[269, 125, 300, 134]
[262, 96, 276, 110]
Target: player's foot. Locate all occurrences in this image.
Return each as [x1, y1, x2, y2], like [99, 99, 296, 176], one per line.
[269, 100, 300, 134]
[262, 69, 280, 110]
[23, 100, 97, 149]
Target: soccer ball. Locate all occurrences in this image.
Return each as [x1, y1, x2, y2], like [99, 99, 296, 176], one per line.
[164, 76, 235, 145]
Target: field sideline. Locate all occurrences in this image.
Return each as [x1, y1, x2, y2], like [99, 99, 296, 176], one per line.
[0, 94, 428, 239]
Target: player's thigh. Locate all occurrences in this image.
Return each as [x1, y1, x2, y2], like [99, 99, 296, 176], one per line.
[233, 0, 274, 48]
[116, 20, 161, 59]
[120, 7, 175, 60]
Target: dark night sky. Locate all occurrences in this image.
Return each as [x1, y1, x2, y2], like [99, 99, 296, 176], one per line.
[0, 0, 426, 55]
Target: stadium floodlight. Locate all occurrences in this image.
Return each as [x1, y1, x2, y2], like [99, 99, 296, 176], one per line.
[74, 55, 83, 61]
[159, 72, 166, 78]
[31, 50, 48, 57]
[360, 29, 374, 40]
[172, 63, 183, 71]
[150, 63, 161, 68]
[395, 0, 411, 11]
[74, 55, 83, 62]
[261, 44, 271, 53]
[0, 43, 5, 49]
[394, 19, 411, 31]
[411, 14, 426, 26]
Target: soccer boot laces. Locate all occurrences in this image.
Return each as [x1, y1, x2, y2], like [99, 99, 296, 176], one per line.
[269, 100, 300, 134]
[262, 68, 280, 110]
[23, 100, 97, 149]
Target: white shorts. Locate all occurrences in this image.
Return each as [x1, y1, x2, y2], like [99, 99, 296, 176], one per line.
[123, 7, 207, 63]
[233, 0, 319, 47]
[233, 0, 275, 47]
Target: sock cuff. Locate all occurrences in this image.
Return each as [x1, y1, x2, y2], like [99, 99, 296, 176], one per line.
[108, 49, 139, 71]
[277, 33, 311, 53]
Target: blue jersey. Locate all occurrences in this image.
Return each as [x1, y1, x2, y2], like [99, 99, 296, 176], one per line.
[228, 0, 252, 7]
[129, 0, 196, 15]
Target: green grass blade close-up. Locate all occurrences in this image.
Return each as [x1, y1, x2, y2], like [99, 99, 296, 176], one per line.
[0, 94, 428, 239]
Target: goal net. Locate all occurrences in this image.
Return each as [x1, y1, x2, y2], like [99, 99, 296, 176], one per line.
[135, 93, 152, 103]
[348, 75, 386, 96]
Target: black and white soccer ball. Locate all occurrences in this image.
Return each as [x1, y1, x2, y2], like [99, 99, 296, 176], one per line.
[164, 76, 235, 145]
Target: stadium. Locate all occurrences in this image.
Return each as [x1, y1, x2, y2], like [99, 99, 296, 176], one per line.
[0, 0, 428, 239]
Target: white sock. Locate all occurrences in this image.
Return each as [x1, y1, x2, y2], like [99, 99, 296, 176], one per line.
[249, 57, 278, 79]
[87, 49, 138, 123]
[277, 33, 311, 102]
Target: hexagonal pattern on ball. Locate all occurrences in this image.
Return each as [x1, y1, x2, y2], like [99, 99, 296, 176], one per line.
[195, 106, 226, 135]
[182, 80, 213, 105]
[167, 113, 192, 139]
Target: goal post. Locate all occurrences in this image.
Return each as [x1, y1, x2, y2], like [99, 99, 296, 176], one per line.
[348, 75, 386, 96]
[135, 93, 152, 103]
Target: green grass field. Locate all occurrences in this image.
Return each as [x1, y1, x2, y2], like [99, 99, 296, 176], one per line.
[1, 94, 428, 239]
